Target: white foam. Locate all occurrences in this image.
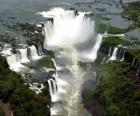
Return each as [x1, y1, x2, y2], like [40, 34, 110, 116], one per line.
[109, 47, 118, 61]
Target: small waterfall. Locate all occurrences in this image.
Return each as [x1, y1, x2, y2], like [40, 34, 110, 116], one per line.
[108, 47, 112, 57]
[52, 79, 57, 94]
[105, 33, 125, 37]
[48, 79, 53, 96]
[37, 44, 44, 55]
[48, 79, 59, 102]
[101, 57, 106, 64]
[16, 50, 21, 62]
[44, 21, 54, 49]
[120, 50, 125, 61]
[136, 69, 140, 77]
[18, 49, 29, 63]
[51, 58, 69, 95]
[109, 47, 118, 61]
[6, 51, 23, 72]
[29, 45, 41, 60]
[2, 45, 43, 72]
[51, 58, 66, 71]
[80, 34, 103, 61]
[1, 48, 12, 56]
[89, 34, 103, 61]
[132, 57, 136, 66]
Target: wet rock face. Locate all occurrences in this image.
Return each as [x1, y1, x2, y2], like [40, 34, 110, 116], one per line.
[47, 18, 54, 24]
[74, 10, 79, 16]
[44, 70, 56, 81]
[0, 55, 9, 69]
[124, 51, 133, 62]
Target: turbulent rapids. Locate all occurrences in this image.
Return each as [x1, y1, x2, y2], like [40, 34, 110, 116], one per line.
[39, 8, 103, 116]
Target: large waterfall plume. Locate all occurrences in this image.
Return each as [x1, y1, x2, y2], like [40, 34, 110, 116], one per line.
[39, 7, 103, 116]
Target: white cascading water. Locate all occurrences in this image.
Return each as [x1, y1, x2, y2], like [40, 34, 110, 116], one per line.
[29, 45, 41, 60]
[39, 7, 103, 116]
[18, 48, 29, 63]
[101, 57, 106, 64]
[120, 50, 125, 61]
[6, 46, 42, 72]
[1, 48, 12, 56]
[132, 57, 136, 66]
[109, 47, 118, 61]
[16, 50, 21, 62]
[6, 48, 30, 72]
[105, 33, 125, 37]
[136, 69, 139, 77]
[6, 53, 23, 72]
[50, 58, 69, 103]
[38, 44, 44, 55]
[79, 34, 103, 61]
[108, 47, 112, 57]
[48, 79, 58, 102]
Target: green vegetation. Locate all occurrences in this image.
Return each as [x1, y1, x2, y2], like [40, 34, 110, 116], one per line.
[123, 2, 140, 28]
[25, 32, 44, 45]
[27, 50, 55, 69]
[28, 56, 54, 69]
[36, 56, 54, 68]
[17, 23, 37, 31]
[128, 49, 140, 63]
[11, 22, 44, 45]
[0, 55, 50, 116]
[0, 104, 4, 116]
[20, 23, 44, 45]
[107, 25, 128, 34]
[102, 36, 130, 48]
[83, 34, 140, 115]
[82, 89, 95, 104]
[95, 23, 107, 33]
[101, 36, 140, 52]
[47, 50, 55, 58]
[95, 23, 128, 34]
[94, 62, 140, 116]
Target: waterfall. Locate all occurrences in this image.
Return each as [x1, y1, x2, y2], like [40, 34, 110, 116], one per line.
[16, 50, 21, 62]
[105, 33, 125, 37]
[51, 58, 69, 95]
[2, 45, 43, 72]
[108, 47, 112, 57]
[37, 44, 44, 55]
[1, 48, 12, 56]
[29, 45, 41, 60]
[132, 57, 136, 66]
[48, 79, 59, 102]
[101, 57, 106, 64]
[6, 51, 24, 72]
[52, 79, 57, 94]
[40, 7, 101, 116]
[109, 47, 118, 61]
[136, 69, 140, 77]
[118, 49, 122, 59]
[43, 21, 54, 49]
[120, 50, 125, 61]
[48, 79, 53, 96]
[80, 34, 103, 61]
[18, 49, 29, 63]
[7, 54, 19, 71]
